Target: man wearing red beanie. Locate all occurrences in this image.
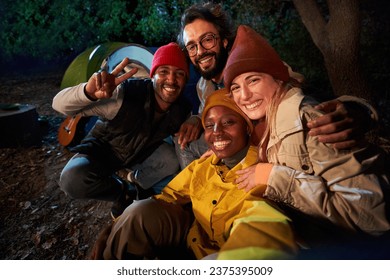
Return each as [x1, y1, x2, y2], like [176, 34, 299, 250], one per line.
[173, 2, 377, 169]
[52, 42, 192, 218]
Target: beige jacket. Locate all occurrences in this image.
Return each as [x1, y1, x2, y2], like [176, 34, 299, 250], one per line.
[263, 88, 390, 236]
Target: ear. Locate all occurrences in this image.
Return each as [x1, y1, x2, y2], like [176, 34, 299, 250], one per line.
[247, 125, 251, 136]
[223, 38, 228, 49]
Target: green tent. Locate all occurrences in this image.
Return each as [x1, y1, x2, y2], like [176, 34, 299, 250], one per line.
[60, 42, 127, 89]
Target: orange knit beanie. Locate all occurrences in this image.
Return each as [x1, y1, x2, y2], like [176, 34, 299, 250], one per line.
[202, 88, 253, 134]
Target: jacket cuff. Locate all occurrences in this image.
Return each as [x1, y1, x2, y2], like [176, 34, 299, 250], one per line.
[83, 84, 98, 101]
[337, 95, 378, 128]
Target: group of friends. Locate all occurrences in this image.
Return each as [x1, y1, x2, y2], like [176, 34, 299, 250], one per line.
[52, 3, 390, 260]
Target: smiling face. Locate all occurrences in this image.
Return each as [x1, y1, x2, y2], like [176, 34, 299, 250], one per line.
[230, 72, 281, 121]
[203, 105, 249, 159]
[182, 19, 228, 80]
[152, 65, 187, 112]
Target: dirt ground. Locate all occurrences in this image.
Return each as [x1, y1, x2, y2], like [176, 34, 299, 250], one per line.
[0, 70, 112, 260]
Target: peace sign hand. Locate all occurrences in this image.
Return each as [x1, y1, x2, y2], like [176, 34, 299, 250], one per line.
[84, 57, 138, 100]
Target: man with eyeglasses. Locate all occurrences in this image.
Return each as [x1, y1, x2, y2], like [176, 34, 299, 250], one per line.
[173, 2, 378, 169]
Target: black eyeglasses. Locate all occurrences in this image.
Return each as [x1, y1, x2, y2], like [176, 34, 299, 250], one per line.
[184, 34, 219, 57]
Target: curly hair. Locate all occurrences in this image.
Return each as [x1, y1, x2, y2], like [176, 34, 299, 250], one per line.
[177, 2, 236, 51]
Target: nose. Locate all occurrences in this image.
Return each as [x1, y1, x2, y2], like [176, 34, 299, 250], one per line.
[196, 44, 207, 56]
[166, 71, 177, 83]
[240, 84, 252, 100]
[213, 123, 222, 134]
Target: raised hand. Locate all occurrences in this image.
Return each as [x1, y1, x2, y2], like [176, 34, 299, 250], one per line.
[84, 57, 138, 100]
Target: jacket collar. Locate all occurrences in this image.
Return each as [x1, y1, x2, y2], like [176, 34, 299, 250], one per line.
[269, 88, 305, 145]
[210, 146, 258, 182]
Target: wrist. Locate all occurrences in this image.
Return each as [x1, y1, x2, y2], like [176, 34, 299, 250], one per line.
[254, 163, 273, 185]
[84, 84, 98, 101]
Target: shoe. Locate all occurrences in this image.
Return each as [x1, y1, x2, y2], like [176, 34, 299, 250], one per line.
[116, 169, 143, 187]
[116, 168, 132, 182]
[127, 170, 139, 184]
[110, 187, 137, 220]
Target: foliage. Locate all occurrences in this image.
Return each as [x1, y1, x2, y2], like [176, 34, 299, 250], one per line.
[0, 0, 195, 64]
[0, 0, 388, 102]
[1, 0, 136, 61]
[134, 0, 195, 45]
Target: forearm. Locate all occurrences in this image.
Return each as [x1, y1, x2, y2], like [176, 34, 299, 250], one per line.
[265, 151, 390, 235]
[52, 83, 122, 119]
[218, 201, 297, 260]
[52, 83, 93, 115]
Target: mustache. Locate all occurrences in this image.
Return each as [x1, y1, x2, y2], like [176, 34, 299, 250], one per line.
[195, 51, 215, 64]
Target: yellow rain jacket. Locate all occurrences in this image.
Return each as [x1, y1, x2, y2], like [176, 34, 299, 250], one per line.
[155, 146, 298, 259]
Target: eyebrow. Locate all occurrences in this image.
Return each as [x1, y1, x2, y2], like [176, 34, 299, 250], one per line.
[231, 74, 260, 86]
[245, 74, 260, 81]
[205, 112, 241, 122]
[186, 32, 215, 46]
[157, 66, 170, 70]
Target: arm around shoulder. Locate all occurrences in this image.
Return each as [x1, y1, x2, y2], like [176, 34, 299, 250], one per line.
[337, 95, 379, 130]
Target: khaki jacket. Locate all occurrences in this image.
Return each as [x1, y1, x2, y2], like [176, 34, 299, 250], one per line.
[156, 146, 298, 259]
[264, 88, 390, 236]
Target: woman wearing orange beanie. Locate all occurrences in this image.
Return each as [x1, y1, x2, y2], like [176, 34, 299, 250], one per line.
[98, 89, 298, 260]
[224, 25, 390, 254]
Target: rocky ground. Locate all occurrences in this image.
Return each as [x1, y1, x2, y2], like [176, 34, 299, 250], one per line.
[0, 70, 112, 260]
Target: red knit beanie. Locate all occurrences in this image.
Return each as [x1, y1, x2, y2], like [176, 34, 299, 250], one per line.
[224, 25, 289, 89]
[150, 42, 189, 78]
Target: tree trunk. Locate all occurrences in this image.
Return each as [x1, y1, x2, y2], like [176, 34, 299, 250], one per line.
[292, 0, 372, 101]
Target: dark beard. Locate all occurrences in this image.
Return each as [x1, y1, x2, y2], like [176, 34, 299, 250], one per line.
[194, 45, 229, 81]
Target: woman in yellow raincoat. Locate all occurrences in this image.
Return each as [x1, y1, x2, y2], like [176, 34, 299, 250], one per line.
[101, 88, 297, 260]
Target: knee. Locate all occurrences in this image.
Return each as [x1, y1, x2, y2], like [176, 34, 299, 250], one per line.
[107, 199, 191, 258]
[120, 199, 163, 224]
[59, 164, 89, 199]
[162, 150, 180, 174]
[156, 144, 180, 174]
[123, 199, 192, 236]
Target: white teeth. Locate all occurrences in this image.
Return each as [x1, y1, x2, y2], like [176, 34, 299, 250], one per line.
[164, 86, 176, 92]
[213, 140, 231, 150]
[199, 56, 213, 64]
[245, 100, 262, 110]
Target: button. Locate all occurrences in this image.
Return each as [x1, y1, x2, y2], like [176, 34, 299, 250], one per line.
[301, 164, 309, 170]
[212, 200, 217, 205]
[192, 238, 197, 242]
